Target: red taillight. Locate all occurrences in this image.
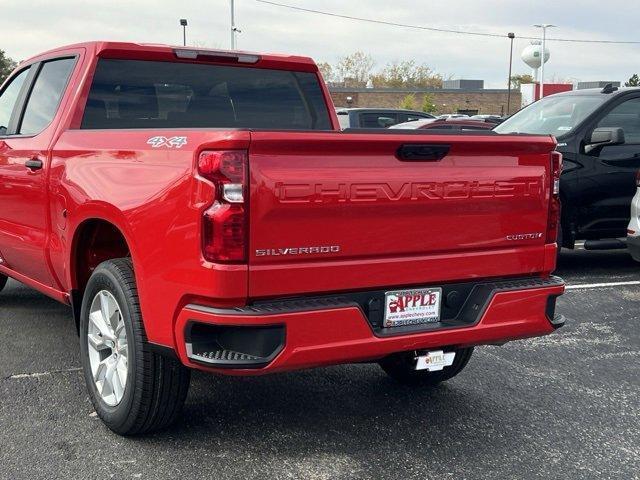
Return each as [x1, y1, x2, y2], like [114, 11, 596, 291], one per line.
[198, 150, 247, 263]
[546, 151, 563, 244]
[635, 170, 640, 187]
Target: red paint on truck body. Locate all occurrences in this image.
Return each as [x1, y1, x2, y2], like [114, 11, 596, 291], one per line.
[0, 42, 564, 375]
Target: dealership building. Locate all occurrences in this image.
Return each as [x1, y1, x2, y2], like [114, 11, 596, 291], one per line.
[329, 80, 522, 116]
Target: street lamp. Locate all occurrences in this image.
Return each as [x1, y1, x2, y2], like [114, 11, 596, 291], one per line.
[179, 19, 188, 46]
[230, 0, 242, 49]
[506, 32, 515, 115]
[533, 24, 556, 99]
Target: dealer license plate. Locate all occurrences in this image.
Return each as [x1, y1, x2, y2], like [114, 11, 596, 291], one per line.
[383, 287, 442, 328]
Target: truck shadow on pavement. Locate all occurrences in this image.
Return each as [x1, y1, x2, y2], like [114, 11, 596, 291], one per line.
[555, 247, 638, 279]
[2, 246, 638, 470]
[160, 365, 505, 459]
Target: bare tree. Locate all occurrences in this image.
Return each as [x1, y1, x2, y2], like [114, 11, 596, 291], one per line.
[335, 51, 374, 87]
[372, 60, 442, 88]
[316, 61, 334, 83]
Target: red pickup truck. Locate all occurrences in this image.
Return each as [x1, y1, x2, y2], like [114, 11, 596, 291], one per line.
[0, 42, 565, 435]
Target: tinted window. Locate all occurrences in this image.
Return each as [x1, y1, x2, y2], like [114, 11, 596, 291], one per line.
[0, 68, 30, 136]
[596, 97, 640, 144]
[20, 58, 75, 135]
[82, 59, 332, 130]
[360, 112, 399, 128]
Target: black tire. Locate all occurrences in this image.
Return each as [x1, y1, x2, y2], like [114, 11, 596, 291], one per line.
[378, 347, 474, 386]
[79, 258, 190, 435]
[0, 274, 7, 292]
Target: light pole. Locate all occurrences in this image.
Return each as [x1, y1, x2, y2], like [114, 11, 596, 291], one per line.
[533, 24, 555, 99]
[506, 32, 515, 115]
[230, 0, 241, 49]
[180, 19, 188, 46]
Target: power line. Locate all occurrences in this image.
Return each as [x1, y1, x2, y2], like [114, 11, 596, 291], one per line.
[256, 0, 640, 45]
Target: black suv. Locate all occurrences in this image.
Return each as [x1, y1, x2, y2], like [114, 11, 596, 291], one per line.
[495, 85, 640, 251]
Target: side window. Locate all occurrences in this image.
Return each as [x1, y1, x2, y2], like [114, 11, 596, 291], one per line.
[596, 97, 640, 144]
[0, 68, 30, 136]
[20, 58, 75, 136]
[361, 113, 399, 128]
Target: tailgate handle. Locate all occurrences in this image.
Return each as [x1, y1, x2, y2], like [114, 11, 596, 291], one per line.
[397, 144, 450, 161]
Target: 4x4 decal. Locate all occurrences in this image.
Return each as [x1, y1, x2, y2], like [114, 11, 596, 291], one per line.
[146, 136, 188, 148]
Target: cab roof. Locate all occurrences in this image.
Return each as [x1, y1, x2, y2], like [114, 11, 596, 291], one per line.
[547, 86, 640, 97]
[21, 41, 318, 72]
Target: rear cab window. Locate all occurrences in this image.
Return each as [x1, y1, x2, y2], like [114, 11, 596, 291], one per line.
[81, 59, 332, 130]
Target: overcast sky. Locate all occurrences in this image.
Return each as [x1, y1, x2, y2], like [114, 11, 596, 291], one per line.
[1, 0, 639, 88]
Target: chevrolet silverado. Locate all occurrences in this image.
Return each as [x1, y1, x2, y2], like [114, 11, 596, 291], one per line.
[0, 42, 565, 435]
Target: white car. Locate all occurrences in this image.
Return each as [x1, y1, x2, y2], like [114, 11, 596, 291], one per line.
[627, 171, 640, 261]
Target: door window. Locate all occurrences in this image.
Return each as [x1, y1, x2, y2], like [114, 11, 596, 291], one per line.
[360, 113, 399, 128]
[20, 58, 75, 135]
[596, 97, 640, 144]
[0, 68, 30, 136]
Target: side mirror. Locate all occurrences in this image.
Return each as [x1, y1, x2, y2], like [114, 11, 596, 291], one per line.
[585, 127, 625, 153]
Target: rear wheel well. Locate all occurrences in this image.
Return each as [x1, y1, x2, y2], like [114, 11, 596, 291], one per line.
[71, 219, 130, 330]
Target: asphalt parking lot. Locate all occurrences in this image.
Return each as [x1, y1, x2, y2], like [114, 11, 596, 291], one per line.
[1, 249, 639, 480]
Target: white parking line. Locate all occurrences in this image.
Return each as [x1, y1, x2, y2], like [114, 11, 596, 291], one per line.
[566, 280, 640, 290]
[8, 367, 81, 379]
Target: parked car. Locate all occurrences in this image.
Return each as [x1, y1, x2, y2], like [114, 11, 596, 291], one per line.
[336, 108, 434, 129]
[470, 114, 505, 124]
[437, 114, 469, 120]
[390, 118, 495, 131]
[626, 171, 640, 261]
[0, 41, 565, 435]
[495, 85, 640, 253]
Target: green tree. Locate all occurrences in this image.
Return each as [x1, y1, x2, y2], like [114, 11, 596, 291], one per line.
[399, 94, 416, 110]
[510, 73, 534, 90]
[421, 93, 438, 114]
[0, 49, 17, 84]
[625, 74, 640, 87]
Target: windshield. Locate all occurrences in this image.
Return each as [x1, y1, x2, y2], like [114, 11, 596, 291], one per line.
[494, 95, 606, 137]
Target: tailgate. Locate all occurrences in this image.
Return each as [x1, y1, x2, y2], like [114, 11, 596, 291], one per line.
[247, 131, 556, 298]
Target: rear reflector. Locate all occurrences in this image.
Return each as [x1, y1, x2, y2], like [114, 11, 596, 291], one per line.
[546, 151, 563, 244]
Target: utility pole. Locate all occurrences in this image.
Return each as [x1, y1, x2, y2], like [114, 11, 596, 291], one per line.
[533, 24, 555, 100]
[506, 32, 515, 115]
